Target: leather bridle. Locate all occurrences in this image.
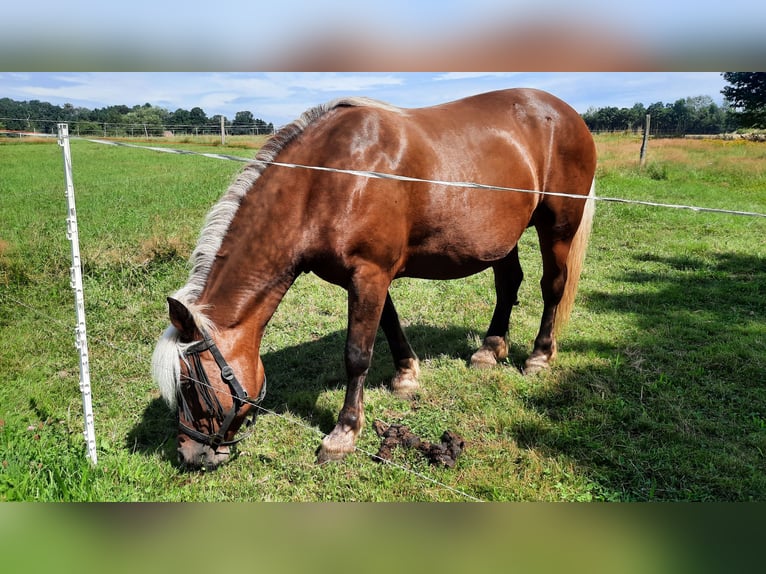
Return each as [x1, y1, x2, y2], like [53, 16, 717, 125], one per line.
[177, 328, 266, 450]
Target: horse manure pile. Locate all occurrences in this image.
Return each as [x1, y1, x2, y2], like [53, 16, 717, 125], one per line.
[372, 420, 465, 468]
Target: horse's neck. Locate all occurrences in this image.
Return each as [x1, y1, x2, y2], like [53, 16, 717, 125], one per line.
[199, 261, 296, 335]
[196, 219, 299, 335]
[198, 161, 307, 333]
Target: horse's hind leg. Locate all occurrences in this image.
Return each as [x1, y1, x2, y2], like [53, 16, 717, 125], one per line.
[380, 292, 420, 399]
[525, 224, 571, 374]
[471, 247, 523, 369]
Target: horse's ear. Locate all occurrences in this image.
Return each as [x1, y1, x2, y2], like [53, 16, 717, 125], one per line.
[167, 297, 197, 339]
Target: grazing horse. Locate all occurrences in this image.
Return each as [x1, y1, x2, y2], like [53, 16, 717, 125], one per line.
[151, 88, 597, 469]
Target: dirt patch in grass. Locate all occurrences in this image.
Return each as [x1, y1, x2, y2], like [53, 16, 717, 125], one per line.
[138, 235, 189, 265]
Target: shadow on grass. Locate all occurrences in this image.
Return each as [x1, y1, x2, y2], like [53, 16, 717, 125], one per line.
[127, 252, 765, 499]
[513, 251, 766, 501]
[258, 324, 480, 434]
[126, 322, 481, 463]
[125, 398, 177, 462]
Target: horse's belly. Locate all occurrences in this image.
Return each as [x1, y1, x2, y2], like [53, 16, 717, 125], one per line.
[399, 213, 527, 280]
[398, 243, 513, 280]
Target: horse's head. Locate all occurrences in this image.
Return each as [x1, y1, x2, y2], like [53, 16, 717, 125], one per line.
[152, 297, 266, 470]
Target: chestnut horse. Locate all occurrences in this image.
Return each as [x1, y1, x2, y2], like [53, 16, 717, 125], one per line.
[151, 88, 597, 469]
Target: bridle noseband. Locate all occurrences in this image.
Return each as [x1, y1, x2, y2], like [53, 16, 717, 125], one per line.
[178, 328, 266, 450]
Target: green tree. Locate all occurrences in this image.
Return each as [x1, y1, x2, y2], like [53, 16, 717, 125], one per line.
[232, 110, 254, 135]
[73, 121, 101, 135]
[189, 107, 207, 127]
[0, 97, 25, 130]
[208, 114, 228, 131]
[670, 98, 690, 135]
[721, 72, 766, 128]
[646, 102, 671, 134]
[123, 104, 169, 136]
[168, 108, 190, 129]
[89, 105, 130, 135]
[253, 118, 274, 134]
[25, 100, 62, 133]
[627, 103, 647, 131]
[684, 95, 725, 133]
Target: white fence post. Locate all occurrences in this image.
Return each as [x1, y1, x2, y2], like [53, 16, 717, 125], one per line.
[58, 123, 98, 465]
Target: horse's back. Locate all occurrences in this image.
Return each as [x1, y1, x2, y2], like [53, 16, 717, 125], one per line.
[303, 88, 594, 187]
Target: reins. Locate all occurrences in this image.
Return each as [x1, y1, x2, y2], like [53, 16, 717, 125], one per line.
[177, 328, 267, 449]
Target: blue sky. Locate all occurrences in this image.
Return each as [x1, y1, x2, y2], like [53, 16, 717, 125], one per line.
[0, 72, 728, 127]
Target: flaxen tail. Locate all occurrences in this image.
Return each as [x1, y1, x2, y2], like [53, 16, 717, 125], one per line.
[554, 178, 595, 336]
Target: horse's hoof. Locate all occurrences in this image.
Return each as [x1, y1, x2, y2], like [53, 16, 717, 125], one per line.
[392, 382, 419, 400]
[315, 424, 358, 464]
[391, 374, 419, 399]
[391, 360, 420, 399]
[470, 348, 498, 369]
[523, 355, 550, 375]
[315, 446, 346, 465]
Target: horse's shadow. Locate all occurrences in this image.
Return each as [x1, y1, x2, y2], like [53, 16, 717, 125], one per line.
[125, 396, 177, 461]
[126, 323, 483, 461]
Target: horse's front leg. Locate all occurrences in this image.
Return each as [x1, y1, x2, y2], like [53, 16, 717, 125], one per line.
[316, 269, 389, 463]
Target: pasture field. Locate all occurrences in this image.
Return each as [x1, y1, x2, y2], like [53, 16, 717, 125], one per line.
[0, 133, 764, 501]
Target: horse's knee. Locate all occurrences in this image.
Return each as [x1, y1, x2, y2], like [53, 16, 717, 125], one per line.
[345, 342, 372, 378]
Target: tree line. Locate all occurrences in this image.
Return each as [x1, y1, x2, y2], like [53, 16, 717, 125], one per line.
[582, 73, 766, 134]
[581, 96, 737, 135]
[4, 95, 733, 138]
[0, 99, 275, 137]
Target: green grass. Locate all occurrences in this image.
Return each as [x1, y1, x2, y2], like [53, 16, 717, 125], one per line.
[1, 134, 764, 501]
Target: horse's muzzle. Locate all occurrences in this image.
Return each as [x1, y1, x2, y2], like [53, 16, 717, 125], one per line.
[177, 437, 231, 470]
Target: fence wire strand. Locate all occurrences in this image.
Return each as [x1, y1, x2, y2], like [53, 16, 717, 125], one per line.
[7, 130, 766, 218]
[75, 135, 766, 219]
